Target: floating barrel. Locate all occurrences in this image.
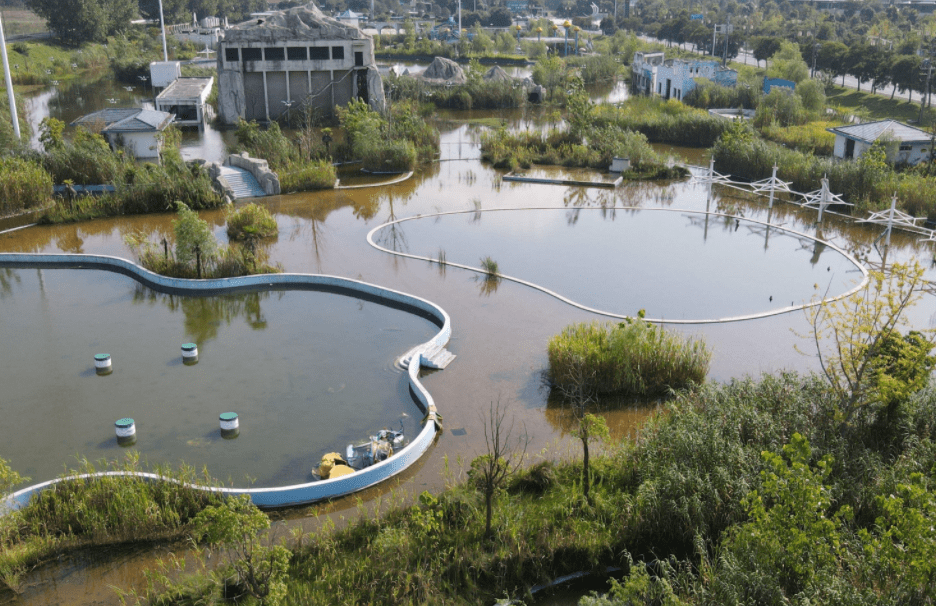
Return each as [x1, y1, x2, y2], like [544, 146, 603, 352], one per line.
[94, 353, 112, 375]
[115, 418, 136, 446]
[220, 412, 239, 438]
[181, 343, 198, 365]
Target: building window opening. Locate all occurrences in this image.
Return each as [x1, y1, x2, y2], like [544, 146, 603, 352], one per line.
[241, 47, 262, 61]
[287, 47, 307, 61]
[264, 47, 285, 61]
[225, 47, 239, 62]
[354, 51, 364, 66]
[332, 46, 345, 60]
[310, 46, 330, 60]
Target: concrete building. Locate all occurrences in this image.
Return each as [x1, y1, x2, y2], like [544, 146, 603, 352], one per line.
[155, 77, 214, 127]
[828, 120, 933, 165]
[631, 52, 737, 101]
[71, 108, 174, 160]
[217, 2, 385, 125]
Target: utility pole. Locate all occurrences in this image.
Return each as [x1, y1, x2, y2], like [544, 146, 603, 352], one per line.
[811, 42, 820, 78]
[920, 59, 932, 125]
[158, 0, 168, 61]
[722, 16, 730, 67]
[0, 11, 20, 140]
[711, 21, 717, 57]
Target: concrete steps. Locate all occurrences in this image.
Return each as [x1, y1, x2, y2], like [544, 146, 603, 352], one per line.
[400, 345, 456, 370]
[219, 165, 266, 199]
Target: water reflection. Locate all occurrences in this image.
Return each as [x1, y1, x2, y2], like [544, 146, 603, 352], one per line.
[131, 284, 278, 345]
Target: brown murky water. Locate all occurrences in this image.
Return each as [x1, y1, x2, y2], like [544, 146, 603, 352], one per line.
[5, 93, 936, 604]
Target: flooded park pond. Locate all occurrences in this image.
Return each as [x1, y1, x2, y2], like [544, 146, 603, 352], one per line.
[6, 74, 936, 604]
[0, 268, 436, 487]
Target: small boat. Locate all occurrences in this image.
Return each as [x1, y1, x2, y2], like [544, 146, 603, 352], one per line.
[313, 427, 406, 480]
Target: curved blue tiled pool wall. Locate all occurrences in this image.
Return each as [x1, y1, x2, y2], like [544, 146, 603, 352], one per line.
[0, 252, 451, 511]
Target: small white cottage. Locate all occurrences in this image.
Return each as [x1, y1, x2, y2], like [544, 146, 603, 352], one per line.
[827, 120, 932, 165]
[72, 108, 174, 160]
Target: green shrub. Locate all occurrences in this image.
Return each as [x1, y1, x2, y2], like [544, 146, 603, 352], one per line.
[0, 157, 52, 215]
[280, 159, 337, 192]
[226, 203, 278, 240]
[547, 319, 711, 399]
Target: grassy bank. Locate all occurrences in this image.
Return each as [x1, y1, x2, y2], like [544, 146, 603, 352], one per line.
[0, 453, 225, 592]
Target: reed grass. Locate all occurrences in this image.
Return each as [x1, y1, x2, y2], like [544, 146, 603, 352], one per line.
[547, 320, 711, 399]
[480, 256, 499, 275]
[0, 453, 225, 593]
[592, 97, 733, 148]
[0, 156, 52, 216]
[226, 203, 278, 241]
[713, 122, 936, 218]
[480, 127, 687, 179]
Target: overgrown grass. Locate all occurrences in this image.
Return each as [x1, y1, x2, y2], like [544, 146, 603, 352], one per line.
[547, 319, 711, 399]
[337, 98, 439, 172]
[480, 126, 688, 180]
[0, 452, 225, 592]
[232, 120, 337, 191]
[0, 156, 52, 216]
[592, 97, 734, 148]
[825, 84, 936, 124]
[226, 203, 278, 241]
[759, 120, 840, 155]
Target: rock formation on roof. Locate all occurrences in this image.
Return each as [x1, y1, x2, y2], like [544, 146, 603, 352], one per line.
[483, 66, 511, 82]
[420, 57, 466, 85]
[226, 2, 365, 42]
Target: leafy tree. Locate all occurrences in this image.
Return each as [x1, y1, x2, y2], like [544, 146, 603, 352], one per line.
[799, 262, 933, 428]
[708, 434, 853, 602]
[193, 494, 291, 605]
[816, 41, 849, 86]
[752, 36, 783, 68]
[0, 456, 29, 498]
[891, 54, 923, 102]
[26, 0, 134, 44]
[858, 473, 936, 600]
[488, 6, 512, 27]
[766, 41, 810, 83]
[795, 78, 825, 113]
[173, 201, 218, 265]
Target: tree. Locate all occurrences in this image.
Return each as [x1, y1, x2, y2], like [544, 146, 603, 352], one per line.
[551, 354, 609, 503]
[710, 434, 852, 600]
[891, 54, 923, 102]
[488, 6, 512, 27]
[26, 0, 134, 45]
[799, 263, 934, 428]
[766, 41, 810, 84]
[0, 456, 29, 498]
[752, 36, 783, 68]
[469, 400, 528, 539]
[173, 201, 218, 265]
[193, 495, 291, 605]
[816, 41, 849, 85]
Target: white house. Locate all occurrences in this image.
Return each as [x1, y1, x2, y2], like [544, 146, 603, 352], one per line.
[71, 108, 174, 160]
[827, 120, 933, 165]
[631, 52, 737, 101]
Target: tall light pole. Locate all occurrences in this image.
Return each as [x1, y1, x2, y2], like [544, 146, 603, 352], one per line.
[158, 0, 168, 61]
[0, 11, 20, 140]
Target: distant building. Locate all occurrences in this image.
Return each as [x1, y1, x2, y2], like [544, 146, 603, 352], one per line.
[631, 52, 737, 101]
[71, 109, 174, 160]
[828, 120, 933, 165]
[217, 3, 385, 125]
[155, 77, 214, 127]
[335, 9, 363, 28]
[763, 77, 795, 94]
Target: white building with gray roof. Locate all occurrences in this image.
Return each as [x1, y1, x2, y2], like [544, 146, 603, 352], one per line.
[216, 2, 385, 125]
[71, 108, 174, 160]
[828, 120, 933, 165]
